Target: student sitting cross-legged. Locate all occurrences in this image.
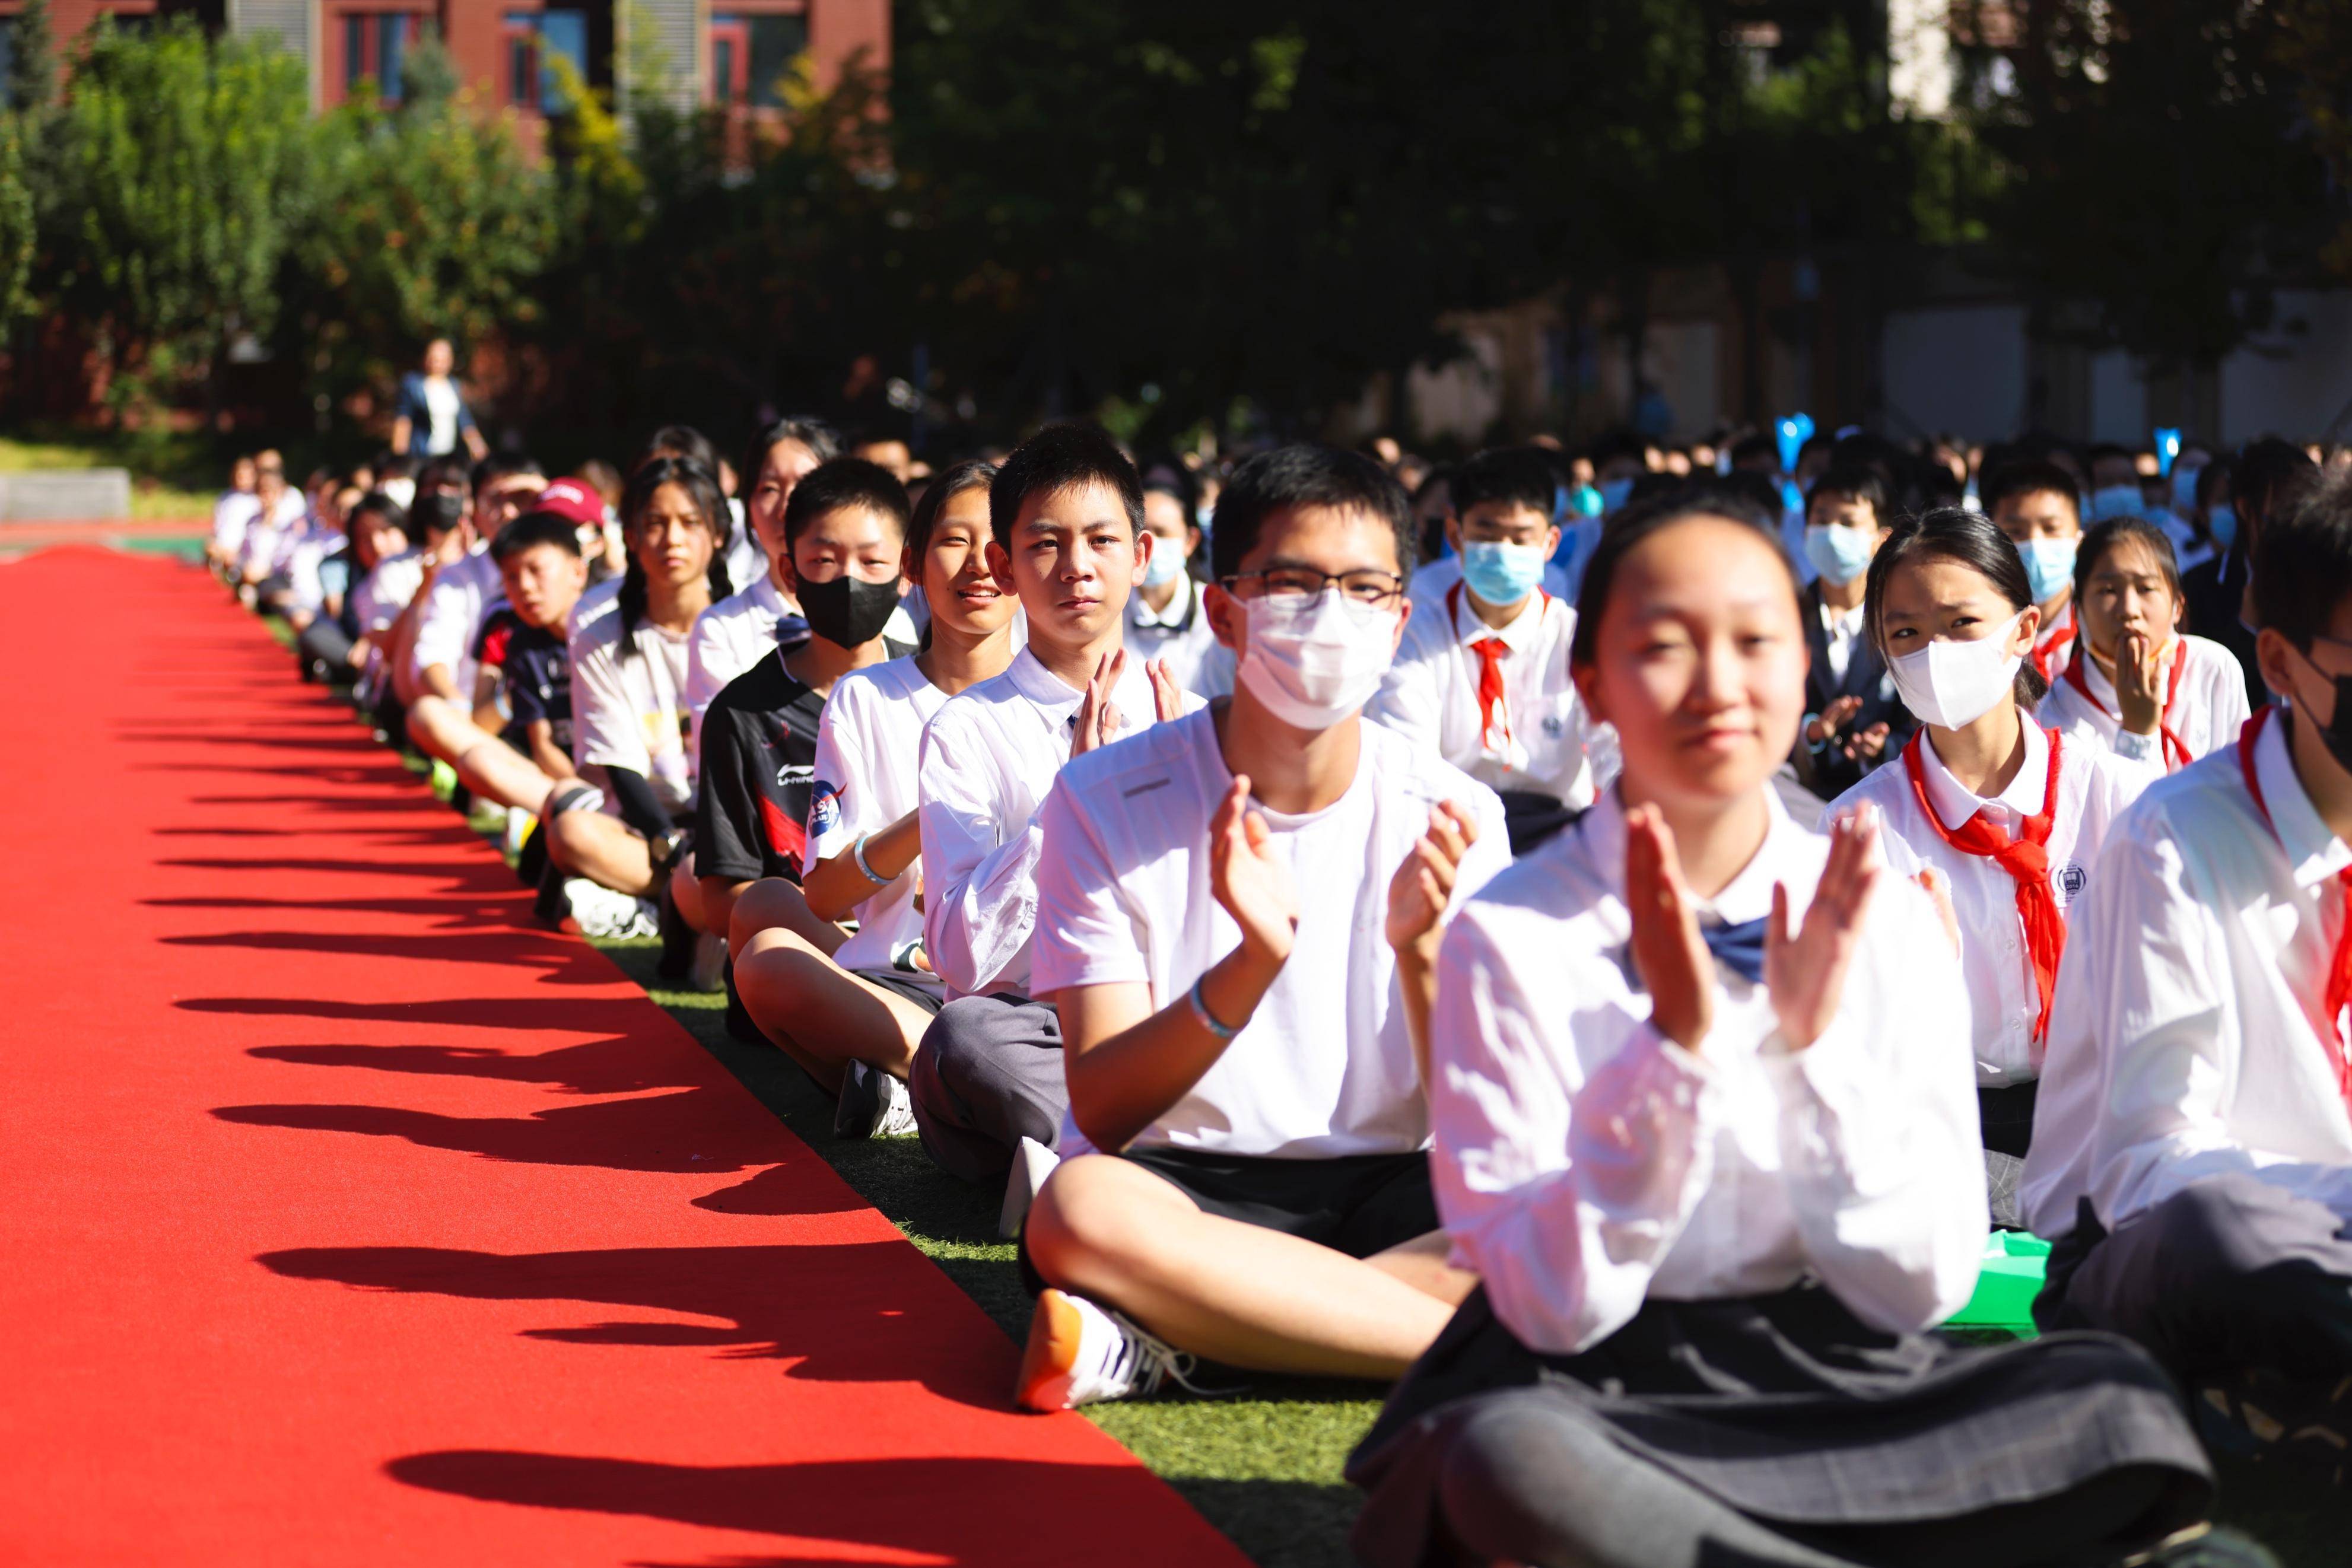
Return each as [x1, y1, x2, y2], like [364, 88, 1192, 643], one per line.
[401, 510, 593, 823]
[2025, 466, 2352, 1484]
[1012, 443, 1511, 1411]
[908, 425, 1193, 1204]
[732, 460, 1018, 1137]
[698, 459, 919, 1021]
[535, 457, 733, 939]
[1347, 486, 2216, 1568]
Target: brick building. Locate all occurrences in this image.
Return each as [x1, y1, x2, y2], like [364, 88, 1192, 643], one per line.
[0, 0, 887, 117]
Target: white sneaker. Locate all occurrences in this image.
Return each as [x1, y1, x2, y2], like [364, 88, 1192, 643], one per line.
[999, 1136, 1061, 1239]
[565, 878, 657, 939]
[1013, 1288, 1210, 1411]
[873, 1070, 918, 1137]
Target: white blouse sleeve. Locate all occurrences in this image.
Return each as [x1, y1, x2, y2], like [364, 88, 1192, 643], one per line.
[1767, 881, 1987, 1332]
[1429, 907, 1720, 1356]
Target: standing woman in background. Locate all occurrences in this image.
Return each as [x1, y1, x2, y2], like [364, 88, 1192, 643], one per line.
[1833, 509, 2145, 1173]
[390, 338, 490, 463]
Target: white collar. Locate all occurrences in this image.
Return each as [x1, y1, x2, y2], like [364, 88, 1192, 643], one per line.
[1130, 570, 1196, 630]
[2258, 707, 2352, 892]
[1006, 645, 1091, 710]
[1450, 583, 1547, 654]
[1581, 784, 1797, 927]
[1919, 714, 2048, 832]
[749, 574, 794, 619]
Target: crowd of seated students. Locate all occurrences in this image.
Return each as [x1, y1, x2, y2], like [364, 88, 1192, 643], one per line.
[208, 411, 2352, 1567]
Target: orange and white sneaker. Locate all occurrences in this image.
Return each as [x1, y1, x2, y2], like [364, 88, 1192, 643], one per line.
[1013, 1288, 1199, 1411]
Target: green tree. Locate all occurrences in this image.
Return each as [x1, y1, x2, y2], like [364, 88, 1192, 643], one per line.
[282, 86, 555, 441]
[1963, 0, 2334, 410]
[0, 117, 32, 326]
[49, 18, 313, 423]
[6, 0, 55, 114]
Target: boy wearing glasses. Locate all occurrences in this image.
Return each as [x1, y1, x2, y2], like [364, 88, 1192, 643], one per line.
[911, 426, 1192, 1204]
[1371, 445, 1616, 854]
[1011, 444, 1508, 1411]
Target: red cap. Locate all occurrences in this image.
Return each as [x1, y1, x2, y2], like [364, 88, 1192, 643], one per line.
[533, 478, 605, 529]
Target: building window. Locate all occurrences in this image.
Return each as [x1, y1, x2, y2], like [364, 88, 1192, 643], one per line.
[711, 12, 809, 108]
[344, 12, 422, 105]
[503, 8, 589, 113]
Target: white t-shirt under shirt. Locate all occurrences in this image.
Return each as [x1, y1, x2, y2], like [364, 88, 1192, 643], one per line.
[421, 375, 463, 455]
[804, 656, 948, 982]
[1032, 710, 1509, 1161]
[570, 606, 697, 816]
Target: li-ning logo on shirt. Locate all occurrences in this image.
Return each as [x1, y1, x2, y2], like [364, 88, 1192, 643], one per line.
[775, 762, 814, 790]
[2052, 861, 2089, 905]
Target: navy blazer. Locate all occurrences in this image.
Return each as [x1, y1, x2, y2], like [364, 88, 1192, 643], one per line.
[1791, 581, 1915, 800]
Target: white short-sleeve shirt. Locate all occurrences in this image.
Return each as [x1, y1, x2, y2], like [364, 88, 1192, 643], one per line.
[1031, 709, 1509, 1160]
[805, 656, 948, 981]
[409, 546, 504, 697]
[569, 606, 697, 816]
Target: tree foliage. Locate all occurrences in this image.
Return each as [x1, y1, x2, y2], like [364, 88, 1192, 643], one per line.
[1962, 0, 2334, 370]
[47, 18, 312, 418]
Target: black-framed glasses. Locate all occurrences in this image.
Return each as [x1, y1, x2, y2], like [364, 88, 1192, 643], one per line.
[1221, 567, 1406, 608]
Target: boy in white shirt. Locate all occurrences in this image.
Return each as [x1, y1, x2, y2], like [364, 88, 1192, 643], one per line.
[2026, 468, 2352, 1476]
[1123, 466, 1219, 694]
[732, 461, 1017, 1135]
[1987, 459, 2087, 682]
[910, 426, 1191, 1192]
[1013, 443, 1509, 1412]
[398, 456, 548, 714]
[1371, 445, 1614, 854]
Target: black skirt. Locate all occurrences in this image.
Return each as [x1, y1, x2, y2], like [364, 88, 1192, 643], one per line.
[1347, 1284, 2213, 1568]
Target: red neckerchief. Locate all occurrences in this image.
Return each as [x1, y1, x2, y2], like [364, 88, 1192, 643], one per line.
[1447, 580, 1549, 759]
[2030, 603, 2078, 682]
[2237, 707, 2352, 1111]
[2065, 637, 2192, 771]
[1900, 724, 2067, 1040]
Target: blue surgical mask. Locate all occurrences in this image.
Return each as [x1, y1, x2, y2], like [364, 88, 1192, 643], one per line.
[1460, 540, 1548, 608]
[2089, 484, 2143, 522]
[1598, 476, 1635, 516]
[1803, 523, 1877, 586]
[2017, 536, 2078, 605]
[2207, 502, 2237, 552]
[1142, 539, 1187, 589]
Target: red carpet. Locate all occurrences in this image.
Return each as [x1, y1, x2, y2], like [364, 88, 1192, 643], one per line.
[0, 546, 1251, 1566]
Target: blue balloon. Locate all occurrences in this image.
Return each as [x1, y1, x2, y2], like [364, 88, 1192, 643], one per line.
[2154, 428, 2182, 477]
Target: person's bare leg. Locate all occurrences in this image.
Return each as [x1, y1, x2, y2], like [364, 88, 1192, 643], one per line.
[545, 807, 659, 896]
[1363, 1229, 1478, 1305]
[670, 858, 713, 935]
[406, 695, 562, 815]
[1025, 1154, 1459, 1378]
[405, 694, 476, 765]
[736, 928, 933, 1083]
[725, 876, 847, 959]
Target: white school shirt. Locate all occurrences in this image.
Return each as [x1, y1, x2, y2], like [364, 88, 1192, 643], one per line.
[2036, 635, 2249, 775]
[570, 606, 697, 817]
[211, 491, 258, 555]
[1124, 571, 1222, 695]
[918, 646, 1200, 999]
[1831, 718, 2141, 1086]
[408, 545, 504, 697]
[685, 575, 800, 731]
[1369, 586, 1617, 809]
[235, 492, 310, 577]
[2023, 711, 2352, 1238]
[806, 656, 948, 982]
[1430, 786, 1985, 1356]
[352, 548, 426, 636]
[1033, 711, 1509, 1160]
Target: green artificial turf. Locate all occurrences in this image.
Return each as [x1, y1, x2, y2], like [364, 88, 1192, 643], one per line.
[243, 645, 2351, 1568]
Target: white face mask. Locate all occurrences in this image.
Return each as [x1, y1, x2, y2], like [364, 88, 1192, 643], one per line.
[1887, 611, 2025, 729]
[1234, 587, 1400, 731]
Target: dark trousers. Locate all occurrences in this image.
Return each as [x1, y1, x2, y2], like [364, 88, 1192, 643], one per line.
[2036, 1171, 2352, 1391]
[908, 994, 1065, 1183]
[296, 619, 355, 679]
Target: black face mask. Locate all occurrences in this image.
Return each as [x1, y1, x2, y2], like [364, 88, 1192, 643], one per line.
[797, 573, 901, 649]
